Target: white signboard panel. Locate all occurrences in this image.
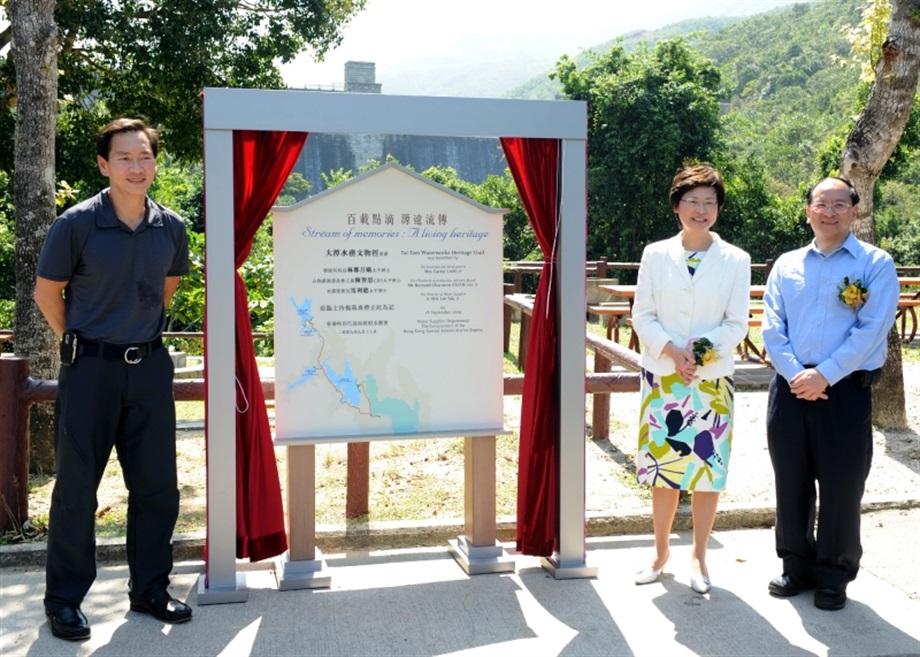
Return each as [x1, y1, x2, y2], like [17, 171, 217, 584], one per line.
[273, 164, 505, 443]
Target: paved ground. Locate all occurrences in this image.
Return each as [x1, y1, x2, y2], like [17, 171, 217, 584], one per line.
[1, 507, 918, 657]
[3, 357, 918, 656]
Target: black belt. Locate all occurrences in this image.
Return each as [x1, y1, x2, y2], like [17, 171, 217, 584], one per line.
[846, 368, 882, 387]
[76, 337, 163, 364]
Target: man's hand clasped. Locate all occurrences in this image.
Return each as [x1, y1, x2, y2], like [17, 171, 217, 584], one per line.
[790, 368, 829, 401]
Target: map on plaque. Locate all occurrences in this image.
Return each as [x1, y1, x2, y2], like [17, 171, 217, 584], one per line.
[272, 163, 507, 442]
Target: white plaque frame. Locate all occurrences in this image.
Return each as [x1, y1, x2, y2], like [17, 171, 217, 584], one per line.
[201, 89, 591, 602]
[272, 162, 506, 443]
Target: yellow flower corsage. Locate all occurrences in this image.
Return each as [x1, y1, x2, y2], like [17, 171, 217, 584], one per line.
[690, 337, 718, 367]
[838, 276, 869, 312]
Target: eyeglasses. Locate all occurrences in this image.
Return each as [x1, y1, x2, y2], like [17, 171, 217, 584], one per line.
[809, 202, 853, 214]
[679, 198, 718, 211]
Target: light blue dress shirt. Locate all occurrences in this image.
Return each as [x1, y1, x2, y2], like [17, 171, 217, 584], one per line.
[762, 233, 899, 386]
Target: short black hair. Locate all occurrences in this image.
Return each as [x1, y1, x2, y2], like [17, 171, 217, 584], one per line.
[806, 177, 859, 205]
[97, 118, 160, 160]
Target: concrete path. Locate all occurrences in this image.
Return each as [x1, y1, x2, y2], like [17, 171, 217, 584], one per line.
[3, 357, 917, 655]
[2, 507, 917, 657]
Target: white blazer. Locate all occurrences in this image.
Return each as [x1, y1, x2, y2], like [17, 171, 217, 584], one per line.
[632, 232, 751, 378]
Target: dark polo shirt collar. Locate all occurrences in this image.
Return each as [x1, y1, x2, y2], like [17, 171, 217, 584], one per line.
[96, 189, 165, 231]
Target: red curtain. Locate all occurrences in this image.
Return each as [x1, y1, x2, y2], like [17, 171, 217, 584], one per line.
[229, 129, 308, 561]
[500, 137, 560, 556]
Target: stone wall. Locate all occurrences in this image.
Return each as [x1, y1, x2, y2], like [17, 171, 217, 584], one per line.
[294, 61, 508, 191]
[295, 133, 507, 192]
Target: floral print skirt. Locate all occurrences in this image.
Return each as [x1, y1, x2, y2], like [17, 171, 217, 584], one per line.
[636, 369, 734, 491]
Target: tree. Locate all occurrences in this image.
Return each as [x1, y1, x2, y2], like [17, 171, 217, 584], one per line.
[699, 0, 863, 196]
[9, 0, 60, 472]
[838, 0, 920, 428]
[420, 165, 536, 261]
[707, 151, 812, 275]
[553, 38, 722, 263]
[877, 179, 920, 265]
[0, 170, 14, 331]
[1, 1, 366, 167]
[1, 0, 365, 471]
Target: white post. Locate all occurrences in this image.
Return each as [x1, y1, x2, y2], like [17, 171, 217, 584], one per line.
[198, 126, 249, 603]
[541, 137, 597, 579]
[199, 88, 591, 597]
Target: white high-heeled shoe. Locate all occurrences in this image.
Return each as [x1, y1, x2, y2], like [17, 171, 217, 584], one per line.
[635, 557, 668, 585]
[690, 573, 711, 594]
[635, 565, 663, 585]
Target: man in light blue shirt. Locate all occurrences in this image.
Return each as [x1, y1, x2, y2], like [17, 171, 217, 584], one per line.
[762, 177, 899, 611]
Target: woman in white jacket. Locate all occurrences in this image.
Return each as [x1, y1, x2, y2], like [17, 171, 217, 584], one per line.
[631, 163, 751, 594]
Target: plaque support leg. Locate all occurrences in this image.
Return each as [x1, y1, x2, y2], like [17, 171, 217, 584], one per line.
[448, 435, 515, 575]
[196, 573, 249, 605]
[539, 554, 598, 580]
[275, 444, 331, 590]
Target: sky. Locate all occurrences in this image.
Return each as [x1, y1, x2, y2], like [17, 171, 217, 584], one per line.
[281, 0, 807, 90]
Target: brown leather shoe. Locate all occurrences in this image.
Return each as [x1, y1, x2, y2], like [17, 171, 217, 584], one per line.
[129, 590, 192, 623]
[46, 606, 91, 641]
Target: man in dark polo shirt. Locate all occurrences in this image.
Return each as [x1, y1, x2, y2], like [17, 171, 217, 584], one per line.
[34, 118, 192, 640]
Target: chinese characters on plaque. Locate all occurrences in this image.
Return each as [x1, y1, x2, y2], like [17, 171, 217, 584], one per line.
[273, 164, 506, 442]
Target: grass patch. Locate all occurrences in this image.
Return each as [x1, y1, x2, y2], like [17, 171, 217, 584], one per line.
[175, 401, 204, 422]
[9, 428, 522, 542]
[504, 320, 522, 374]
[586, 317, 634, 346]
[313, 433, 518, 525]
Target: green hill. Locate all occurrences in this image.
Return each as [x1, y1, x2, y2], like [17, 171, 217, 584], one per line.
[506, 16, 747, 100]
[508, 0, 868, 192]
[696, 0, 864, 193]
[506, 0, 919, 264]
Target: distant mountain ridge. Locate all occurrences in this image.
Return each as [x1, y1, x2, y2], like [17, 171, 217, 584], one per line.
[506, 15, 747, 100]
[377, 1, 812, 98]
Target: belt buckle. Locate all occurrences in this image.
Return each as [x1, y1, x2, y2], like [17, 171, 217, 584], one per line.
[124, 346, 142, 365]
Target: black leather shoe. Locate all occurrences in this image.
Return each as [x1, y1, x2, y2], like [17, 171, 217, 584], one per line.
[768, 574, 816, 597]
[46, 606, 91, 641]
[129, 590, 192, 624]
[814, 585, 847, 611]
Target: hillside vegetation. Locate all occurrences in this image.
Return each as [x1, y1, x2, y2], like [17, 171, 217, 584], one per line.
[507, 15, 746, 101]
[508, 0, 919, 265]
[696, 0, 864, 193]
[508, 1, 862, 190]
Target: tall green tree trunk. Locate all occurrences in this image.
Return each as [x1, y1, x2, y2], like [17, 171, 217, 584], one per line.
[840, 0, 920, 429]
[11, 0, 59, 472]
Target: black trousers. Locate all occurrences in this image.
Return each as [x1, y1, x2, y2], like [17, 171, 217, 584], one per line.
[44, 347, 179, 612]
[766, 373, 873, 588]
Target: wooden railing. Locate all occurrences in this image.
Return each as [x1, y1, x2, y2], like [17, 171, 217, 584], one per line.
[0, 300, 640, 531]
[504, 258, 639, 294]
[504, 259, 779, 293]
[3, 260, 916, 531]
[503, 293, 641, 443]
